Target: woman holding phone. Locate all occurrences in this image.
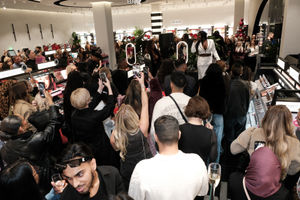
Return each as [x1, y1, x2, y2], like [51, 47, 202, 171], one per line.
[110, 73, 152, 189]
[231, 105, 300, 179]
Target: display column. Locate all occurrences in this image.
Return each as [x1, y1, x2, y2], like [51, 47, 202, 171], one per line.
[233, 0, 245, 33]
[245, 0, 265, 36]
[280, 0, 300, 58]
[151, 4, 162, 37]
[91, 2, 116, 70]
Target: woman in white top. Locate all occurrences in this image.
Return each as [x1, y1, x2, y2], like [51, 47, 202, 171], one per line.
[247, 39, 259, 57]
[246, 39, 259, 71]
[191, 31, 220, 80]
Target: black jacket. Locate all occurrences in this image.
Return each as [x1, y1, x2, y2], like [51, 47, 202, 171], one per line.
[200, 74, 226, 114]
[224, 78, 250, 118]
[112, 69, 129, 95]
[1, 105, 61, 165]
[71, 93, 117, 166]
[60, 166, 125, 200]
[0, 105, 62, 194]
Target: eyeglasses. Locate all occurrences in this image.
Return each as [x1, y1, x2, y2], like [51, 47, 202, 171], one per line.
[55, 157, 92, 171]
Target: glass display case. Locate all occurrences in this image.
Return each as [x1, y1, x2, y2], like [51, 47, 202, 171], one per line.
[247, 57, 300, 128]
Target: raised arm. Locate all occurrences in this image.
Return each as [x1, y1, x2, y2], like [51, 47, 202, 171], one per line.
[136, 72, 149, 137]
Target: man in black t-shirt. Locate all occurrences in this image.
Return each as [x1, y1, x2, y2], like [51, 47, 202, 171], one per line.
[52, 143, 125, 200]
[25, 50, 38, 71]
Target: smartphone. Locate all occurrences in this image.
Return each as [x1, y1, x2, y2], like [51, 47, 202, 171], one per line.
[99, 72, 107, 83]
[133, 66, 141, 78]
[254, 141, 265, 151]
[143, 66, 149, 80]
[38, 82, 45, 98]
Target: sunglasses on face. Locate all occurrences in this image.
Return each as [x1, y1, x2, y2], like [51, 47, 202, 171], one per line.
[55, 157, 92, 171]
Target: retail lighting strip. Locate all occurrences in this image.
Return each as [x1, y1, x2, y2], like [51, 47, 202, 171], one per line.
[0, 68, 26, 80]
[44, 48, 71, 56]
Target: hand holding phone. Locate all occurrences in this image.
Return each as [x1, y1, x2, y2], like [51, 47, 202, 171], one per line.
[99, 72, 107, 83]
[38, 82, 45, 98]
[254, 141, 266, 151]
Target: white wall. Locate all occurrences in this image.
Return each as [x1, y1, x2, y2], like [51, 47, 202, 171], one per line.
[112, 12, 151, 30]
[163, 4, 234, 28]
[0, 2, 234, 52]
[111, 3, 234, 31]
[280, 0, 300, 58]
[0, 9, 94, 52]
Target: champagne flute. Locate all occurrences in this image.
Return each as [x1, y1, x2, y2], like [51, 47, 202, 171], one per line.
[205, 114, 213, 125]
[297, 176, 300, 198]
[51, 173, 65, 188]
[208, 163, 221, 200]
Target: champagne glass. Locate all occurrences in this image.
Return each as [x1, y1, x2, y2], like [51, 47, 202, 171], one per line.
[297, 176, 300, 199]
[205, 114, 213, 125]
[51, 173, 65, 188]
[208, 163, 221, 200]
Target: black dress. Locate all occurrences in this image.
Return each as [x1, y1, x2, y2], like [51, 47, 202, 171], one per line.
[120, 129, 152, 189]
[179, 123, 217, 163]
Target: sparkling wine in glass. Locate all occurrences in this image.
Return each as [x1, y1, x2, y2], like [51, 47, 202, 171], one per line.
[51, 173, 65, 187]
[208, 163, 221, 200]
[297, 176, 300, 198]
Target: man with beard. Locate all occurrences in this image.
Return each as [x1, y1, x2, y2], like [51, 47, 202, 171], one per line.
[53, 143, 125, 200]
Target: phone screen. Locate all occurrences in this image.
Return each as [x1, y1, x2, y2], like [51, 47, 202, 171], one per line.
[99, 72, 107, 83]
[254, 141, 266, 151]
[38, 82, 45, 98]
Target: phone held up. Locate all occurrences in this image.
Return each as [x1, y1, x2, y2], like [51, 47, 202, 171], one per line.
[254, 141, 266, 151]
[99, 72, 107, 83]
[38, 82, 45, 98]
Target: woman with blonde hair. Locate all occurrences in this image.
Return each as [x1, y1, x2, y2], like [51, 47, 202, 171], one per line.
[110, 73, 152, 189]
[231, 105, 300, 179]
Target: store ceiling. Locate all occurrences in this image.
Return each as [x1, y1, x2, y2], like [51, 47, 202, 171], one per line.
[0, 0, 231, 12]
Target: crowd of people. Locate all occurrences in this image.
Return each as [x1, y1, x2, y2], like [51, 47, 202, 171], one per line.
[0, 30, 299, 200]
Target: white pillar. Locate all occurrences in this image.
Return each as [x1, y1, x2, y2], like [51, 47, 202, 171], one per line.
[91, 2, 116, 70]
[234, 0, 245, 33]
[246, 0, 263, 36]
[279, 0, 300, 58]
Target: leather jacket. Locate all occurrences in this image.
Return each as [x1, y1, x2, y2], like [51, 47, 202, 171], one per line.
[1, 105, 62, 166]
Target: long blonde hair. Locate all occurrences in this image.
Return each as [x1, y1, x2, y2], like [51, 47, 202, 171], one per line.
[262, 105, 296, 179]
[114, 104, 139, 161]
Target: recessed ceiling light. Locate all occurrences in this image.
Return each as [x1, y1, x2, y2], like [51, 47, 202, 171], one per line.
[3, 6, 6, 9]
